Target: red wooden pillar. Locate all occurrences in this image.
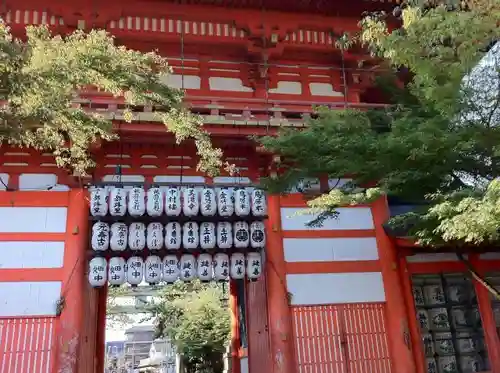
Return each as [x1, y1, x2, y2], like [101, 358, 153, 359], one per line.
[470, 255, 500, 372]
[372, 197, 416, 373]
[54, 189, 89, 373]
[266, 195, 296, 373]
[230, 279, 242, 373]
[399, 256, 426, 373]
[95, 285, 108, 373]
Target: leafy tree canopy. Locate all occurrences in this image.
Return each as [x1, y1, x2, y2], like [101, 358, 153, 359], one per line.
[259, 1, 500, 246]
[152, 280, 230, 373]
[0, 22, 222, 176]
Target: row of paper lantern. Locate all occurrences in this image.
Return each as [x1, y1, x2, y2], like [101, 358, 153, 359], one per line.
[88, 253, 262, 287]
[90, 187, 267, 218]
[91, 221, 265, 251]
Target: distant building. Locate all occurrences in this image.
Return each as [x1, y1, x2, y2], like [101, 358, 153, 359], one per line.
[124, 325, 156, 369]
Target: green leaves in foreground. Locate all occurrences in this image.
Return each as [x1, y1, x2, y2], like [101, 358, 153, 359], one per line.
[0, 22, 222, 176]
[260, 3, 500, 246]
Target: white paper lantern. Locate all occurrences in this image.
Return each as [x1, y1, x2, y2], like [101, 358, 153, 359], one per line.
[246, 252, 262, 280]
[165, 187, 181, 216]
[147, 222, 163, 250]
[129, 222, 146, 251]
[179, 254, 196, 282]
[165, 222, 181, 250]
[251, 189, 267, 216]
[183, 188, 200, 216]
[235, 188, 251, 217]
[200, 222, 216, 250]
[146, 187, 164, 217]
[217, 222, 233, 249]
[91, 222, 109, 251]
[128, 187, 146, 217]
[213, 253, 230, 281]
[90, 187, 108, 217]
[145, 256, 162, 284]
[109, 187, 127, 216]
[217, 188, 234, 216]
[126, 256, 144, 285]
[89, 257, 107, 287]
[183, 222, 199, 249]
[250, 221, 266, 249]
[200, 188, 217, 216]
[233, 221, 250, 249]
[110, 223, 128, 251]
[108, 257, 126, 286]
[163, 255, 180, 283]
[197, 253, 213, 281]
[230, 253, 246, 280]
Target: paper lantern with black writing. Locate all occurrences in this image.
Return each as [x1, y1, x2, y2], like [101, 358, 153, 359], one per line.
[89, 257, 107, 287]
[91, 222, 109, 251]
[90, 187, 108, 217]
[246, 252, 262, 281]
[179, 254, 196, 282]
[197, 253, 213, 282]
[250, 221, 266, 249]
[145, 256, 162, 284]
[129, 222, 146, 251]
[110, 222, 128, 252]
[126, 256, 144, 285]
[235, 188, 250, 217]
[109, 187, 127, 216]
[146, 187, 164, 217]
[182, 222, 199, 249]
[165, 222, 181, 250]
[233, 221, 249, 249]
[183, 188, 200, 216]
[217, 222, 233, 249]
[213, 253, 230, 281]
[200, 222, 216, 250]
[200, 188, 217, 216]
[230, 253, 246, 280]
[108, 257, 126, 286]
[165, 187, 181, 216]
[163, 255, 180, 283]
[217, 188, 234, 217]
[147, 222, 163, 250]
[251, 189, 267, 217]
[128, 187, 146, 217]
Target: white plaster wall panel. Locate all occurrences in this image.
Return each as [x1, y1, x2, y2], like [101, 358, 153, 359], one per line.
[283, 237, 379, 263]
[406, 253, 465, 263]
[309, 82, 343, 97]
[289, 178, 320, 193]
[280, 207, 374, 231]
[480, 252, 500, 260]
[102, 175, 145, 183]
[0, 207, 67, 233]
[286, 272, 385, 305]
[0, 281, 61, 317]
[18, 173, 69, 191]
[0, 173, 9, 190]
[269, 81, 302, 95]
[161, 74, 201, 89]
[0, 242, 64, 268]
[213, 176, 251, 185]
[240, 357, 249, 373]
[209, 77, 253, 92]
[154, 175, 206, 183]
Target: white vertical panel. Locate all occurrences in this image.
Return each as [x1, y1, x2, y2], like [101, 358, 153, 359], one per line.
[286, 272, 385, 305]
[283, 237, 379, 262]
[0, 242, 64, 268]
[0, 282, 61, 317]
[240, 357, 249, 373]
[0, 207, 67, 233]
[280, 207, 374, 231]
